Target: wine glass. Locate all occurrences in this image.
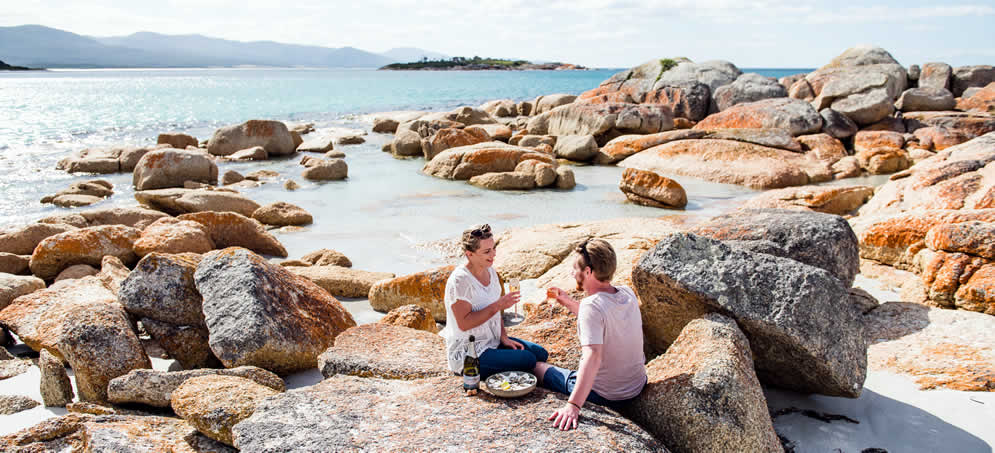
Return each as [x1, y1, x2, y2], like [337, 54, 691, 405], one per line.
[507, 278, 524, 323]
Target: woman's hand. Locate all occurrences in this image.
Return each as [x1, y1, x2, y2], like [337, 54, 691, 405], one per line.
[495, 291, 520, 311]
[500, 336, 524, 350]
[549, 402, 579, 430]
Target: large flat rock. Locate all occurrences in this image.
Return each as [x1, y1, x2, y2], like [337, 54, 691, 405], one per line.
[318, 324, 449, 379]
[619, 139, 831, 190]
[135, 188, 260, 217]
[231, 375, 666, 451]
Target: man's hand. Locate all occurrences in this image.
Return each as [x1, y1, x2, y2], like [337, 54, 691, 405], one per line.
[549, 403, 579, 430]
[546, 287, 580, 315]
[500, 336, 524, 350]
[547, 287, 568, 305]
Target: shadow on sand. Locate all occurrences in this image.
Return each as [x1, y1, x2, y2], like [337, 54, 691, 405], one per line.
[765, 381, 992, 453]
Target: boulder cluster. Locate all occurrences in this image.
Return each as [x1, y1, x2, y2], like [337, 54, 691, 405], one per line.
[373, 46, 993, 207]
[851, 132, 995, 315]
[2, 45, 992, 451]
[376, 110, 578, 191]
[603, 48, 992, 198]
[50, 120, 358, 220]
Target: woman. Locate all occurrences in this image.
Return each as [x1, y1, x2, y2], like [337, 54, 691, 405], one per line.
[440, 224, 549, 378]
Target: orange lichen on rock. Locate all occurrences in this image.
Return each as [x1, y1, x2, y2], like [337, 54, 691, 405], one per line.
[901, 343, 995, 391]
[797, 133, 848, 163]
[924, 220, 995, 259]
[132, 217, 215, 257]
[0, 276, 118, 357]
[856, 147, 911, 174]
[912, 126, 976, 151]
[955, 83, 995, 113]
[740, 185, 874, 215]
[28, 225, 140, 280]
[177, 211, 287, 257]
[854, 130, 905, 152]
[955, 264, 995, 315]
[378, 304, 439, 333]
[856, 209, 995, 267]
[244, 119, 276, 137]
[368, 266, 454, 322]
[577, 85, 637, 104]
[619, 168, 687, 209]
[507, 302, 581, 369]
[917, 250, 988, 308]
[619, 138, 821, 189]
[423, 127, 490, 161]
[865, 302, 995, 392]
[596, 130, 707, 164]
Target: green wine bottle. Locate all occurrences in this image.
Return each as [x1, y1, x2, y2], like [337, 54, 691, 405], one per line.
[462, 335, 480, 395]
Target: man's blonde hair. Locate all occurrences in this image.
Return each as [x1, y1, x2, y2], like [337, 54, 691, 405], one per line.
[576, 238, 616, 282]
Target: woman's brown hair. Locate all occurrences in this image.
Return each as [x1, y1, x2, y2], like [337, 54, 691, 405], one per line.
[461, 224, 492, 252]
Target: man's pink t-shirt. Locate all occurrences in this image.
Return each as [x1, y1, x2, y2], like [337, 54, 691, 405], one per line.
[577, 286, 647, 401]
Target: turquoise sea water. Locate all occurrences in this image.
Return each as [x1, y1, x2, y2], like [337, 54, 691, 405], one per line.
[0, 67, 830, 321]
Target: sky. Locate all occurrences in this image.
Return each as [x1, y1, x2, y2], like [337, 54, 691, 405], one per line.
[2, 0, 994, 68]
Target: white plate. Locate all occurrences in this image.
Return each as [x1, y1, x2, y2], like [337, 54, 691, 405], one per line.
[485, 371, 537, 398]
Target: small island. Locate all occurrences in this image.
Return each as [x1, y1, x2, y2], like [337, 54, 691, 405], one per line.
[0, 59, 39, 71]
[380, 56, 586, 71]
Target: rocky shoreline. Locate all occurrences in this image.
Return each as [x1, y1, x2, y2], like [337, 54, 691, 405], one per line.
[1, 45, 994, 451]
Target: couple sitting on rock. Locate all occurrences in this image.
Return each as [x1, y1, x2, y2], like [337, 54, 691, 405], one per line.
[440, 224, 647, 431]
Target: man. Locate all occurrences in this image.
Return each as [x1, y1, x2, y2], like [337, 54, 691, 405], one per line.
[533, 238, 647, 431]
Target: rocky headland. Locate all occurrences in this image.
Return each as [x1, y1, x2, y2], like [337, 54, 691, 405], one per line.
[380, 56, 586, 71]
[1, 45, 994, 451]
[0, 60, 37, 71]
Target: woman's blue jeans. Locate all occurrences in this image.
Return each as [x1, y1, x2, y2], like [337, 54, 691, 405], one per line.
[478, 337, 548, 379]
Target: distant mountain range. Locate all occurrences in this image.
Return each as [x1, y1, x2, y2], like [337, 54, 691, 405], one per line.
[0, 25, 449, 68]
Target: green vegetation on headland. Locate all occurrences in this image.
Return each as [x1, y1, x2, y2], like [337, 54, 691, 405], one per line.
[0, 59, 38, 70]
[380, 56, 586, 71]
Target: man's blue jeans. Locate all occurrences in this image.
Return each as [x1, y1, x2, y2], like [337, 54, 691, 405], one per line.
[478, 337, 548, 379]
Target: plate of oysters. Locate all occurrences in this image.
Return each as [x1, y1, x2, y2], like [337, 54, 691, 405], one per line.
[485, 371, 537, 398]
